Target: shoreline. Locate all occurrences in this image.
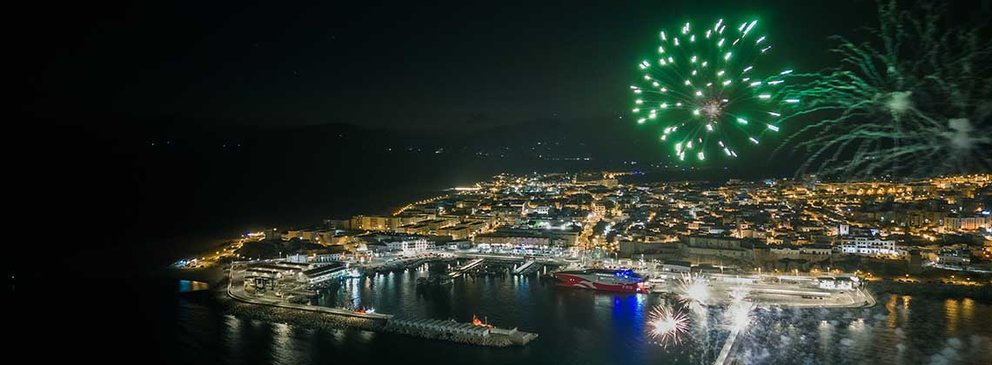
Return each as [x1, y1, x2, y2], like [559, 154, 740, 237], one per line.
[867, 281, 992, 302]
[165, 263, 990, 306]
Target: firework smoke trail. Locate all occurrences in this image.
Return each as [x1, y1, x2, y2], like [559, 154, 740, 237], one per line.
[777, 0, 992, 178]
[647, 303, 690, 347]
[632, 18, 798, 162]
[714, 287, 756, 365]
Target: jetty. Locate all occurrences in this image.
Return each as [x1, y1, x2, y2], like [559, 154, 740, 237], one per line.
[512, 259, 538, 275]
[386, 317, 538, 347]
[448, 258, 485, 278]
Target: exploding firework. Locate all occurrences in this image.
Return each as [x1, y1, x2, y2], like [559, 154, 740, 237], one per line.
[725, 299, 755, 332]
[778, 0, 992, 178]
[632, 18, 797, 161]
[648, 303, 690, 346]
[678, 273, 711, 306]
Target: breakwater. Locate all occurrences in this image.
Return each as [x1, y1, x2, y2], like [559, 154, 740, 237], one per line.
[223, 283, 537, 347]
[225, 298, 387, 332]
[386, 317, 538, 347]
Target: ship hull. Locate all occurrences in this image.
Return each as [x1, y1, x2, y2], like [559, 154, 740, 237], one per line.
[554, 273, 643, 293]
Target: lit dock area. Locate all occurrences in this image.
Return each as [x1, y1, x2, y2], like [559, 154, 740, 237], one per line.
[448, 258, 485, 278]
[227, 263, 537, 347]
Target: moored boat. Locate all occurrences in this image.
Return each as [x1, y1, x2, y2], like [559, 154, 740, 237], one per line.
[553, 268, 646, 293]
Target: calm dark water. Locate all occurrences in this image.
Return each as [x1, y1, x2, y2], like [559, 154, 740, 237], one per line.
[147, 264, 992, 365]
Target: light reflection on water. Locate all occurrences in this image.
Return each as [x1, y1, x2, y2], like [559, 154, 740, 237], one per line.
[738, 294, 992, 365]
[177, 280, 209, 293]
[946, 298, 960, 335]
[197, 269, 991, 365]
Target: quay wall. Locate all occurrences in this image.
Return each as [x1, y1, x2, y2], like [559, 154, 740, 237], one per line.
[225, 298, 387, 332]
[221, 286, 536, 347]
[385, 322, 516, 347]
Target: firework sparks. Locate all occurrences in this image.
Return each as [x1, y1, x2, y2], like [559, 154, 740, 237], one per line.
[648, 304, 690, 346]
[632, 18, 795, 161]
[678, 273, 710, 306]
[725, 300, 755, 332]
[777, 0, 992, 178]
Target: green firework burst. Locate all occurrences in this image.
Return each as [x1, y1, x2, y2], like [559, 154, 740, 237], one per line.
[632, 19, 796, 162]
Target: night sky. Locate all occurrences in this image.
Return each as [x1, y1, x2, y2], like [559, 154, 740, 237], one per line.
[13, 0, 991, 258]
[23, 0, 955, 131]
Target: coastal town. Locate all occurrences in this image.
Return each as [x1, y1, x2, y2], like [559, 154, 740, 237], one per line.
[171, 172, 991, 355]
[182, 172, 991, 284]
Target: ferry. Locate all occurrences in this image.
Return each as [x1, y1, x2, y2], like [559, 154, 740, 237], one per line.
[553, 268, 647, 293]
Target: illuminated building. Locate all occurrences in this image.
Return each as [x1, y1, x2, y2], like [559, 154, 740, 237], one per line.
[839, 236, 899, 256]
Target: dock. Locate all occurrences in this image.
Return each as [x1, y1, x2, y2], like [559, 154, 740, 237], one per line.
[513, 259, 538, 275]
[448, 258, 485, 278]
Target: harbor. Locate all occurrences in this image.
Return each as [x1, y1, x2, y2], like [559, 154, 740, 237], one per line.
[164, 250, 992, 365]
[221, 250, 883, 359]
[226, 262, 539, 347]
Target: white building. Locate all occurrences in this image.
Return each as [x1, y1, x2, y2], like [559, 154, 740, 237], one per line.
[286, 253, 309, 264]
[835, 224, 850, 236]
[386, 239, 431, 253]
[839, 236, 899, 256]
[660, 260, 692, 273]
[936, 247, 972, 266]
[943, 216, 990, 231]
[302, 263, 348, 285]
[817, 276, 859, 290]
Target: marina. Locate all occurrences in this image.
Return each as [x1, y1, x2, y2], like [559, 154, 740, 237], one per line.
[227, 261, 539, 347]
[223, 250, 881, 360]
[211, 257, 991, 364]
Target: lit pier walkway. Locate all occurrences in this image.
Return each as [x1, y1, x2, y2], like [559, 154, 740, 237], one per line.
[512, 259, 537, 275]
[715, 327, 743, 365]
[448, 258, 485, 278]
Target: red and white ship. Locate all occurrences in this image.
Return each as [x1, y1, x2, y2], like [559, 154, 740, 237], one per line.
[553, 268, 646, 293]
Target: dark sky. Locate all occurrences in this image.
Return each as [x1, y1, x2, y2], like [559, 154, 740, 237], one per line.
[9, 0, 991, 311]
[19, 0, 988, 130]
